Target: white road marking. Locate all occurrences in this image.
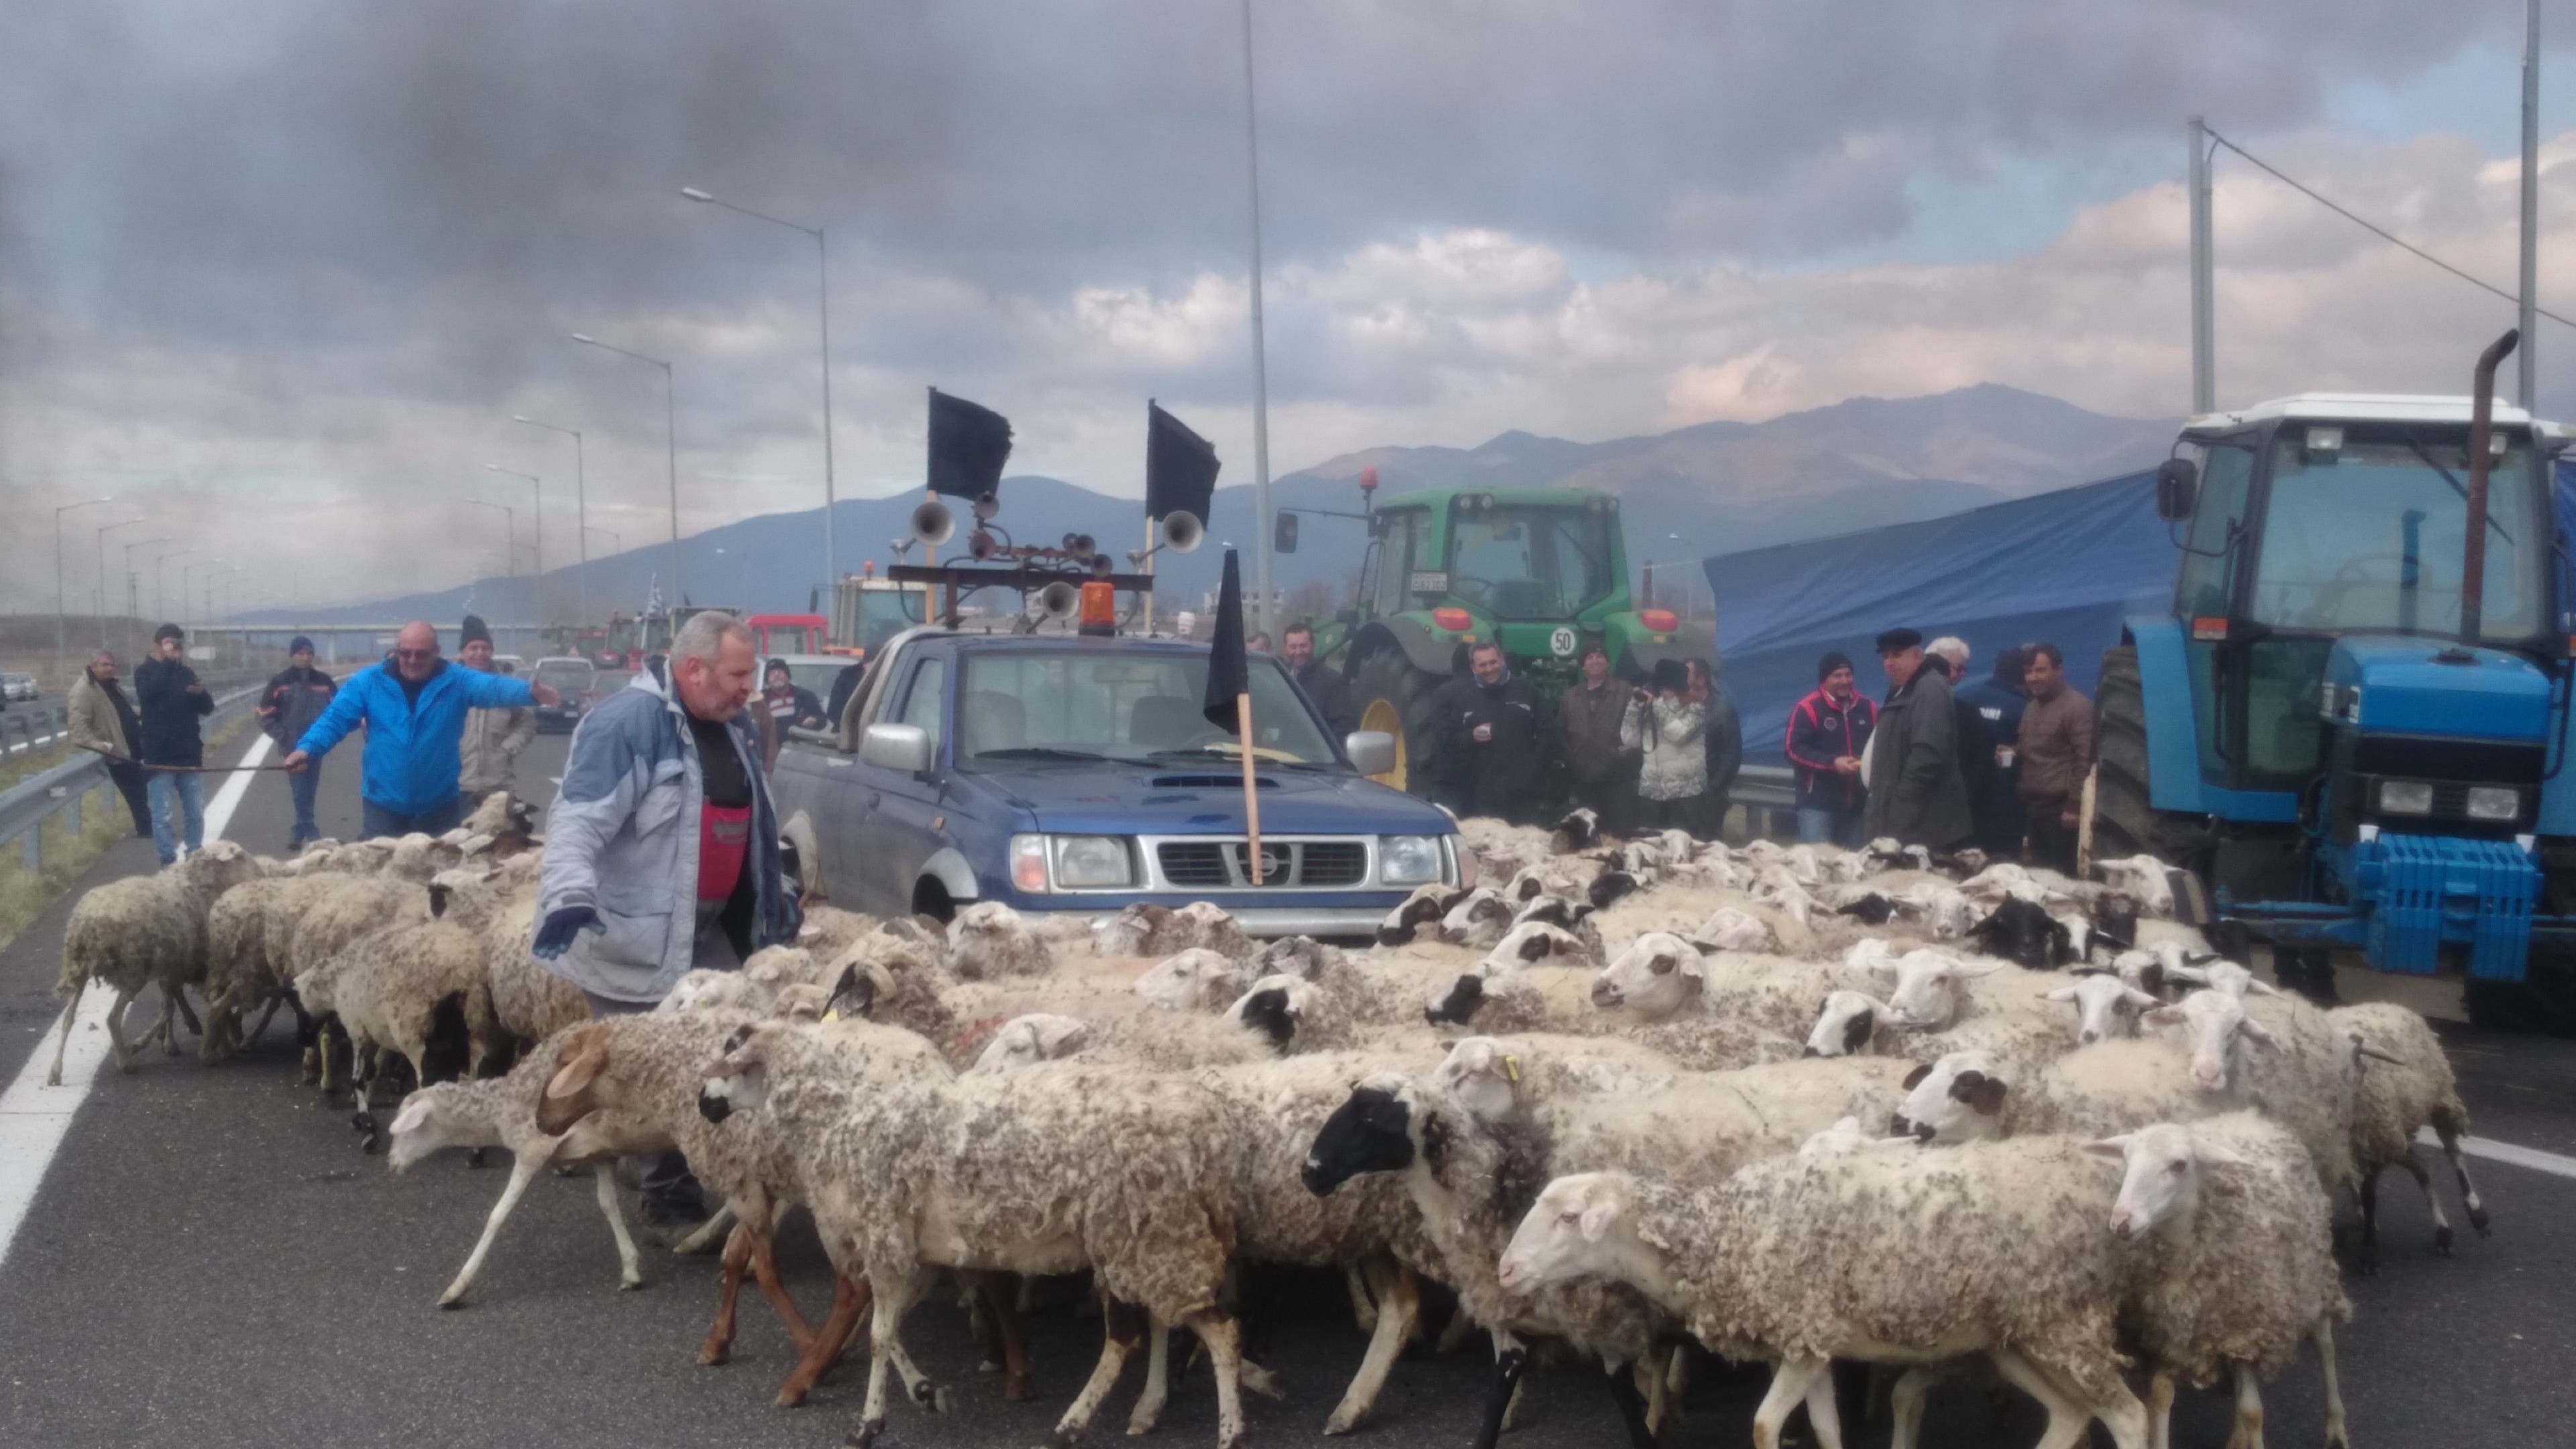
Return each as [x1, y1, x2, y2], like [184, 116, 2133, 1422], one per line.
[2418, 1125, 2576, 1181]
[0, 729, 270, 1269]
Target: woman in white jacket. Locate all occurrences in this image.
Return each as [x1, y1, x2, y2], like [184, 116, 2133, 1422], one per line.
[1621, 658, 1706, 833]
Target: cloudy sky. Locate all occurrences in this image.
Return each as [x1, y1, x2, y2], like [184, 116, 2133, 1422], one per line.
[6, 1, 2576, 616]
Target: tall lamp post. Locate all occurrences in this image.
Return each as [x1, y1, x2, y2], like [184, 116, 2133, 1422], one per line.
[586, 525, 623, 555]
[680, 185, 837, 599]
[121, 537, 168, 623]
[1238, 0, 1277, 641]
[99, 521, 150, 646]
[152, 547, 195, 625]
[484, 463, 543, 621]
[464, 498, 519, 578]
[571, 333, 682, 604]
[513, 415, 588, 625]
[55, 496, 111, 659]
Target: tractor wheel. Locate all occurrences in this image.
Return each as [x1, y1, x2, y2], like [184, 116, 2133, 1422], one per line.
[2089, 644, 2209, 869]
[1351, 649, 1450, 797]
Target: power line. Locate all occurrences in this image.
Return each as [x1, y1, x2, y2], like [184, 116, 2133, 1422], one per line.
[2204, 125, 2576, 332]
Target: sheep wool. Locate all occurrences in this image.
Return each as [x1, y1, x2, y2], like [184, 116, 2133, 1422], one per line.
[50, 841, 264, 1083]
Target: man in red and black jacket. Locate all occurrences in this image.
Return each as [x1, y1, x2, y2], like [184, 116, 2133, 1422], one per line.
[1784, 651, 1876, 847]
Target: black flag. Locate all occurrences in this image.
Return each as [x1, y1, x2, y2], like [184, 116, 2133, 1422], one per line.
[1203, 548, 1249, 735]
[926, 388, 1014, 500]
[1145, 400, 1220, 523]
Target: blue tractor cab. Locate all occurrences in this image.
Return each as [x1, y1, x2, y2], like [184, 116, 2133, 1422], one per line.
[2091, 371, 2576, 1025]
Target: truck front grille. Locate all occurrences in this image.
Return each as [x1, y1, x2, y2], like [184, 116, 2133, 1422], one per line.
[1148, 837, 1374, 890]
[1157, 843, 1235, 888]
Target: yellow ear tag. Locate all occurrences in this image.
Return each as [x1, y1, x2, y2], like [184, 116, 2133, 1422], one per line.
[822, 1008, 841, 1023]
[1503, 1055, 1521, 1082]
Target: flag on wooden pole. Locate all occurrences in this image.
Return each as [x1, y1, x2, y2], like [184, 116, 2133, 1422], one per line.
[1201, 548, 1263, 883]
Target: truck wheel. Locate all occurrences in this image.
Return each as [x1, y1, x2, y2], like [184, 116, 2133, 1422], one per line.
[2089, 644, 2208, 869]
[1351, 649, 1448, 796]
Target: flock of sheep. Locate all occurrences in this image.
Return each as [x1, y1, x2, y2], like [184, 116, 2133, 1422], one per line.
[46, 799, 2491, 1449]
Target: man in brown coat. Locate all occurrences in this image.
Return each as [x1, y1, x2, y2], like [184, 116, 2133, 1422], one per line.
[66, 650, 152, 836]
[1557, 639, 1637, 834]
[2017, 643, 2094, 872]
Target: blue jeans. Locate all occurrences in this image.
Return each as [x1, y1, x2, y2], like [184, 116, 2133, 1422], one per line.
[148, 771, 206, 863]
[1798, 806, 1867, 848]
[362, 796, 463, 841]
[288, 756, 323, 845]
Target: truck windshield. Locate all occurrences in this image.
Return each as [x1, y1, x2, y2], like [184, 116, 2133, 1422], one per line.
[1446, 506, 1615, 620]
[857, 589, 925, 653]
[533, 659, 594, 694]
[955, 652, 1340, 767]
[2250, 429, 2548, 643]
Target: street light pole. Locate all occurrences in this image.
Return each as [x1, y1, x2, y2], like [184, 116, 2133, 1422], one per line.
[586, 525, 623, 555]
[1238, 0, 1277, 641]
[55, 497, 111, 659]
[152, 547, 195, 624]
[681, 186, 837, 600]
[484, 464, 543, 618]
[99, 519, 147, 649]
[121, 537, 168, 625]
[571, 333, 682, 604]
[513, 415, 588, 625]
[464, 498, 517, 578]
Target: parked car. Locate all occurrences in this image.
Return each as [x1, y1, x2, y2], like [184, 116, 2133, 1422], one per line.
[768, 629, 1462, 936]
[0, 672, 38, 704]
[530, 656, 598, 733]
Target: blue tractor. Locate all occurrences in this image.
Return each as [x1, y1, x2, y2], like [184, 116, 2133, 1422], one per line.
[2092, 334, 2576, 1026]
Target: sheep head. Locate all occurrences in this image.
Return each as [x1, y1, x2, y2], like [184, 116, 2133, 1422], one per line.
[1428, 1036, 1526, 1124]
[2047, 973, 2163, 1045]
[2144, 989, 2275, 1093]
[1303, 1075, 1425, 1197]
[1891, 1051, 2011, 1144]
[2087, 1122, 2251, 1239]
[1133, 948, 1248, 1012]
[1497, 1171, 1640, 1297]
[967, 1013, 1091, 1074]
[1591, 932, 1705, 1017]
[1804, 989, 1884, 1058]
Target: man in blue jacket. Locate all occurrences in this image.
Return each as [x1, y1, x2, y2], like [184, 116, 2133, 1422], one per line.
[281, 620, 555, 839]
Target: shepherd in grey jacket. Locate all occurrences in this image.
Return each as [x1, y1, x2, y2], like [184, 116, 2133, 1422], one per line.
[1862, 627, 1973, 849]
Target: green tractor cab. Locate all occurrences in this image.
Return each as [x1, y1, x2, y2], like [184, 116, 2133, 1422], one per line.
[1281, 483, 1711, 794]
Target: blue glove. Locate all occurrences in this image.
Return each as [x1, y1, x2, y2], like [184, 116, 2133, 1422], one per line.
[532, 906, 601, 960]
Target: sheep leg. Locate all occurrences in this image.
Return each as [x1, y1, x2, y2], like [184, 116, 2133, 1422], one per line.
[745, 1226, 820, 1352]
[970, 1269, 1033, 1402]
[1468, 1341, 1530, 1449]
[2222, 1362, 2264, 1449]
[1181, 1310, 1248, 1449]
[153, 985, 182, 1055]
[2353, 1169, 2380, 1276]
[698, 1224, 756, 1365]
[1602, 1358, 1661, 1449]
[45, 976, 89, 1087]
[1886, 1365, 1943, 1449]
[594, 1163, 643, 1290]
[671, 1201, 738, 1256]
[1984, 1348, 2104, 1449]
[1053, 1295, 1150, 1448]
[169, 982, 203, 1038]
[2146, 1372, 2176, 1449]
[2396, 1150, 2455, 1254]
[2313, 1321, 2349, 1449]
[438, 1146, 549, 1307]
[1127, 1316, 1171, 1436]
[248, 989, 286, 1046]
[1323, 1256, 1418, 1434]
[1801, 1360, 1847, 1449]
[1752, 1355, 1831, 1449]
[853, 1265, 933, 1449]
[776, 1271, 872, 1407]
[1343, 1263, 1378, 1334]
[104, 987, 140, 1074]
[2434, 1119, 2491, 1236]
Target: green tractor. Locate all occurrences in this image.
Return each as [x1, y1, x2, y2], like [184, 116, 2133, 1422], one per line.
[1281, 482, 1710, 794]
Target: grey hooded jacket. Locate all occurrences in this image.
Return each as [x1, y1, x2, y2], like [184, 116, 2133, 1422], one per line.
[535, 661, 798, 1003]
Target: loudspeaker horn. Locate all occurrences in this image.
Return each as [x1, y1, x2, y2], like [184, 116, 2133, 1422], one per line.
[1062, 532, 1096, 559]
[1162, 510, 1205, 553]
[971, 490, 1001, 522]
[1036, 581, 1080, 619]
[910, 499, 956, 546]
[969, 529, 1000, 561]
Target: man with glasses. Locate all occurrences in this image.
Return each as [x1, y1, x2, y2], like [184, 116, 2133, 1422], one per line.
[282, 619, 555, 839]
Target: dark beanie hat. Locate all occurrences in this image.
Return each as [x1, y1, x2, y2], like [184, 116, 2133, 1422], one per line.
[1651, 657, 1688, 692]
[767, 657, 791, 678]
[289, 635, 315, 655]
[1875, 627, 1923, 655]
[460, 614, 492, 648]
[1817, 650, 1854, 682]
[153, 623, 184, 644]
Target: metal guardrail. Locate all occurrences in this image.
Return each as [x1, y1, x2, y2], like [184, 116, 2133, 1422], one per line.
[1731, 763, 1799, 841]
[1, 701, 69, 757]
[0, 680, 262, 872]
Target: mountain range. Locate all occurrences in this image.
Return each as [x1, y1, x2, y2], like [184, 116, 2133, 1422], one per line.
[249, 383, 2179, 626]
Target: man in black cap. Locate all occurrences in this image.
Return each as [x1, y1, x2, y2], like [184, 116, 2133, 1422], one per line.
[456, 614, 535, 809]
[258, 636, 339, 849]
[134, 623, 213, 863]
[1862, 627, 1972, 849]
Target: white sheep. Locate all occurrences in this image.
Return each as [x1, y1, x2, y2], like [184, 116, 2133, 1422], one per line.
[947, 901, 1067, 979]
[48, 841, 264, 1083]
[1093, 900, 1253, 959]
[2330, 1001, 2488, 1269]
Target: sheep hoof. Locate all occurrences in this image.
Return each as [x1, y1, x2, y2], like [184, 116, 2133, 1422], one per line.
[1239, 1362, 1285, 1400]
[350, 1110, 377, 1134]
[1322, 1406, 1366, 1435]
[437, 1293, 466, 1310]
[775, 1387, 808, 1409]
[697, 1344, 731, 1367]
[2433, 1225, 2455, 1256]
[619, 1275, 645, 1292]
[2471, 1208, 2493, 1237]
[360, 1132, 384, 1157]
[1006, 1371, 1033, 1403]
[912, 1380, 951, 1413]
[1044, 1429, 1082, 1449]
[464, 1147, 486, 1170]
[846, 1417, 888, 1449]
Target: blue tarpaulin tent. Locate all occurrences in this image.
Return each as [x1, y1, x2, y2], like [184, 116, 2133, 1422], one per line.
[1705, 470, 2176, 765]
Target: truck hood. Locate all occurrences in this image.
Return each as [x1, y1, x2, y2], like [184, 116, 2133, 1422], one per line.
[962, 763, 1456, 837]
[2327, 638, 2553, 742]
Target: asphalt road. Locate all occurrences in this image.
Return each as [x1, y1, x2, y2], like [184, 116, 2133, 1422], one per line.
[3, 722, 2575, 1448]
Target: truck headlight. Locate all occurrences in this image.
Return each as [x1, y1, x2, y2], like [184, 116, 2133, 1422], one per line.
[1051, 835, 1135, 889]
[1379, 835, 1444, 886]
[2465, 786, 2522, 822]
[2378, 780, 2434, 816]
[1009, 835, 1051, 892]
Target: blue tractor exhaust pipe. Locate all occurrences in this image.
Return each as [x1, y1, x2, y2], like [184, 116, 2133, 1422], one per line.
[2464, 328, 2520, 643]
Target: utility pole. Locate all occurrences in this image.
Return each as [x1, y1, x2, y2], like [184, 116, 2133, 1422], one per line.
[1240, 0, 1277, 641]
[2520, 0, 2540, 408]
[2189, 115, 2215, 415]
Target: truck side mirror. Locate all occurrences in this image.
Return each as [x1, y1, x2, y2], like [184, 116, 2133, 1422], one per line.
[860, 722, 932, 773]
[2155, 458, 2199, 522]
[1275, 511, 1300, 554]
[1344, 731, 1397, 777]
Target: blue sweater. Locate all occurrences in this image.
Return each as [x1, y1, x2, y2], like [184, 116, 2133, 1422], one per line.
[294, 659, 536, 814]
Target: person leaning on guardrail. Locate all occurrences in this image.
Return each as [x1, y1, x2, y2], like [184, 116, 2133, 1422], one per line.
[280, 620, 555, 840]
[135, 624, 214, 865]
[66, 649, 152, 839]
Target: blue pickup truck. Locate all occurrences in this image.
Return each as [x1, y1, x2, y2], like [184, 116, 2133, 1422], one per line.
[769, 628, 1467, 936]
